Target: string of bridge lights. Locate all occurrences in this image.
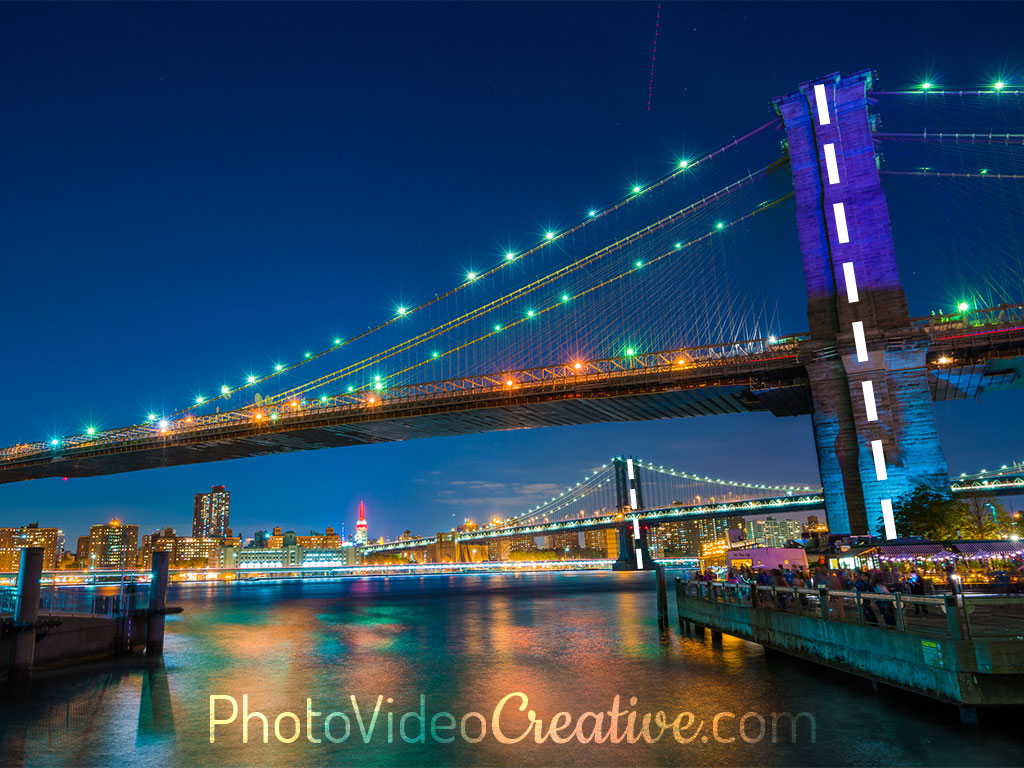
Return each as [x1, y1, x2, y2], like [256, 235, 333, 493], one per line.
[47, 178, 790, 448]
[135, 118, 781, 426]
[517, 464, 616, 524]
[264, 164, 781, 407]
[516, 455, 821, 526]
[366, 184, 793, 398]
[871, 80, 1021, 95]
[634, 458, 819, 493]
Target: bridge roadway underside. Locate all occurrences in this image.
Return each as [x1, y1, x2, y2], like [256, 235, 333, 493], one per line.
[2, 349, 1023, 483]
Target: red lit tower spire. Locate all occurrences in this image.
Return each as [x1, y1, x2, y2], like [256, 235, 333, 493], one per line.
[354, 501, 369, 545]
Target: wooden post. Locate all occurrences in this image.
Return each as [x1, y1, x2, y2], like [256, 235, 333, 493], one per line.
[894, 592, 906, 631]
[146, 551, 170, 656]
[819, 585, 830, 620]
[944, 594, 965, 641]
[10, 547, 45, 683]
[655, 565, 669, 630]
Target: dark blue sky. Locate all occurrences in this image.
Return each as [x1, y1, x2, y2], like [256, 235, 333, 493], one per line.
[2, 2, 1022, 543]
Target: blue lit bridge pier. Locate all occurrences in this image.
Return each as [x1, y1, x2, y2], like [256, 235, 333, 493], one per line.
[776, 70, 948, 537]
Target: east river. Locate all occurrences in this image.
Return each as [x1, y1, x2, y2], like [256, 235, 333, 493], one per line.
[1, 571, 1022, 767]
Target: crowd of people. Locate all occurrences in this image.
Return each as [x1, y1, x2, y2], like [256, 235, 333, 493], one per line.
[689, 562, 968, 626]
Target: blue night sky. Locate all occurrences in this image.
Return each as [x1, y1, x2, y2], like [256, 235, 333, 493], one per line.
[2, 2, 1022, 543]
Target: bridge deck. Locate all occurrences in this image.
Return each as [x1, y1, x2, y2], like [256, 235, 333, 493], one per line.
[2, 307, 1023, 484]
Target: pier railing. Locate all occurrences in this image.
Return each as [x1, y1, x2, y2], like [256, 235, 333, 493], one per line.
[0, 585, 151, 621]
[679, 581, 1024, 641]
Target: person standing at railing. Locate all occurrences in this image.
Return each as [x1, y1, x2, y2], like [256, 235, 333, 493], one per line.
[770, 568, 789, 610]
[791, 569, 809, 610]
[825, 569, 845, 619]
[870, 574, 897, 627]
[945, 564, 963, 596]
[908, 569, 929, 616]
[853, 570, 879, 624]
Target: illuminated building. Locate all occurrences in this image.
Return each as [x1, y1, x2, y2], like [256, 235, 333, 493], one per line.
[297, 526, 342, 549]
[487, 534, 537, 561]
[267, 529, 298, 548]
[746, 517, 803, 548]
[173, 537, 225, 567]
[193, 485, 231, 538]
[0, 524, 66, 570]
[354, 501, 369, 545]
[301, 546, 360, 567]
[214, 544, 359, 569]
[648, 517, 744, 557]
[234, 546, 302, 569]
[87, 521, 139, 569]
[543, 531, 581, 552]
[584, 528, 620, 559]
[139, 528, 177, 569]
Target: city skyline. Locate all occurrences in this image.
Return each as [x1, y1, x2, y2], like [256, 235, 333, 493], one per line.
[1, 3, 1022, 539]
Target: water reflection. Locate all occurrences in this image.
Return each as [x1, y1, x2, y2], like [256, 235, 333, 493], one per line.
[0, 571, 1021, 767]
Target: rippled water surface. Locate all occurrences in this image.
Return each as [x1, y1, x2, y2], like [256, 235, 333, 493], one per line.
[1, 571, 1022, 767]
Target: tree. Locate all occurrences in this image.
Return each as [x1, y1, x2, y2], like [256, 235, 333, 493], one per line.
[889, 485, 964, 540]
[958, 496, 1018, 539]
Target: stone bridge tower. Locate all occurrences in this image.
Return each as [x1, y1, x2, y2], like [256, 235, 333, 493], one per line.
[773, 70, 948, 536]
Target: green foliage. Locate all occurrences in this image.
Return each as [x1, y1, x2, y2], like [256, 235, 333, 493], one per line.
[890, 486, 1023, 540]
[890, 485, 964, 540]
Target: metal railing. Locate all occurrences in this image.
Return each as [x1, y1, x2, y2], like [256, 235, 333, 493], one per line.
[678, 580, 1024, 640]
[0, 585, 152, 621]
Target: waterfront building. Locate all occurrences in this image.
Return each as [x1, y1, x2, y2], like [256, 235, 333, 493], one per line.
[543, 531, 581, 552]
[267, 530, 298, 548]
[746, 517, 804, 548]
[193, 485, 231, 538]
[301, 545, 360, 567]
[648, 517, 744, 557]
[0, 523, 65, 570]
[173, 537, 226, 567]
[583, 528, 620, 559]
[139, 528, 177, 569]
[212, 544, 358, 569]
[487, 534, 537, 561]
[87, 521, 139, 569]
[297, 526, 341, 549]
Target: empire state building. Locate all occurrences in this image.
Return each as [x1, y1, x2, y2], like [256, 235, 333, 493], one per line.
[354, 501, 369, 545]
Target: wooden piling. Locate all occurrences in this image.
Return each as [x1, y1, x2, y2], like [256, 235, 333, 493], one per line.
[10, 547, 45, 683]
[146, 551, 170, 656]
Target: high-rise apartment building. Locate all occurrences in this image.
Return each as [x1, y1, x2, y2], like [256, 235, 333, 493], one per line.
[0, 524, 66, 571]
[745, 517, 803, 548]
[87, 521, 139, 569]
[583, 528, 620, 559]
[193, 485, 231, 538]
[543, 531, 581, 552]
[647, 517, 744, 557]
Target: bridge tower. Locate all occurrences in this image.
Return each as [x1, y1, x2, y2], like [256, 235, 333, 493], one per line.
[611, 456, 654, 570]
[774, 70, 949, 536]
